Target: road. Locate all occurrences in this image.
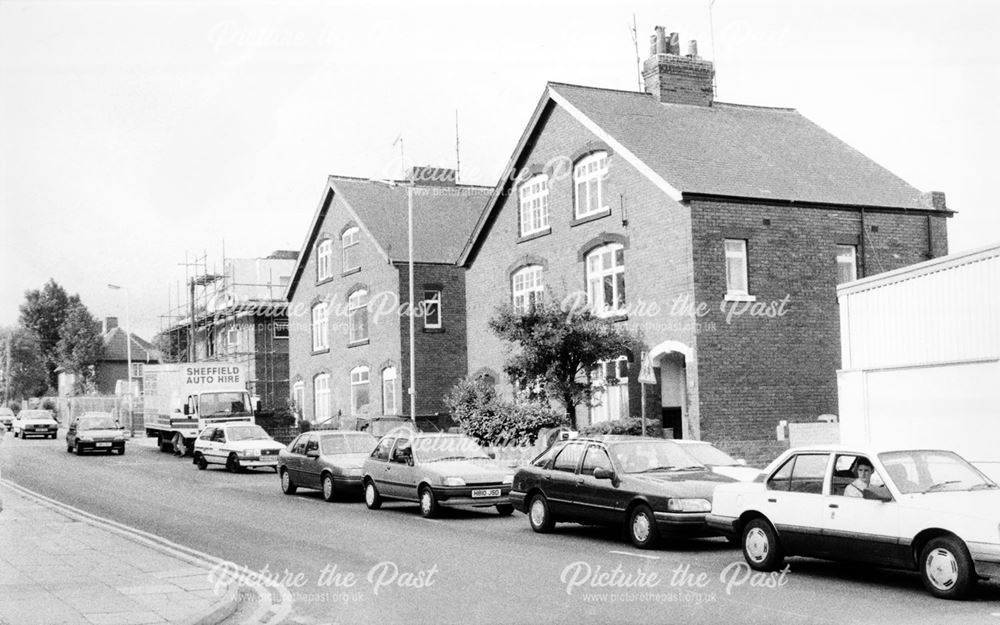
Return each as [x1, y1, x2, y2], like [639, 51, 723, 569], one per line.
[2, 431, 998, 625]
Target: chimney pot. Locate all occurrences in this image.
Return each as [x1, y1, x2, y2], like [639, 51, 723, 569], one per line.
[687, 40, 699, 58]
[642, 29, 715, 106]
[667, 32, 681, 55]
[654, 26, 667, 54]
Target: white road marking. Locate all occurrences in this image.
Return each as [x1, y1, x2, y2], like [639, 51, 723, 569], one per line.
[608, 550, 660, 560]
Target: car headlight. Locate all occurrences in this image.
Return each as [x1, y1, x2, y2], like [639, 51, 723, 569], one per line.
[79, 437, 94, 443]
[443, 477, 466, 487]
[113, 436, 125, 442]
[666, 498, 712, 513]
[502, 475, 514, 485]
[348, 468, 363, 477]
[242, 449, 258, 457]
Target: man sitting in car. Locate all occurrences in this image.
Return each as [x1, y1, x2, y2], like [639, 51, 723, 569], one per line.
[844, 459, 891, 500]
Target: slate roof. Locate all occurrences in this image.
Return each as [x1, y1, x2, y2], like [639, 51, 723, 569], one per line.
[102, 327, 159, 362]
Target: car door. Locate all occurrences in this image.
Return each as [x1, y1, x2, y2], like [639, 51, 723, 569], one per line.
[285, 434, 307, 483]
[196, 427, 215, 461]
[573, 443, 623, 525]
[209, 427, 228, 463]
[368, 437, 395, 496]
[820, 454, 905, 566]
[762, 452, 831, 556]
[385, 436, 416, 500]
[301, 435, 323, 489]
[545, 442, 588, 517]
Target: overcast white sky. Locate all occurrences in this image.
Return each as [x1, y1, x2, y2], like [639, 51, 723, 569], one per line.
[2, 0, 998, 340]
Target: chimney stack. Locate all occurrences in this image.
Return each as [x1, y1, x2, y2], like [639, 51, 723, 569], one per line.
[642, 26, 715, 107]
[105, 317, 119, 332]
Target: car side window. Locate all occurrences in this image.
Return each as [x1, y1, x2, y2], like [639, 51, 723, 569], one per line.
[532, 443, 563, 469]
[552, 443, 586, 473]
[199, 428, 215, 441]
[390, 438, 412, 464]
[290, 435, 306, 454]
[372, 437, 395, 461]
[305, 436, 320, 454]
[581, 445, 613, 476]
[788, 454, 829, 494]
[767, 457, 795, 491]
[212, 429, 226, 443]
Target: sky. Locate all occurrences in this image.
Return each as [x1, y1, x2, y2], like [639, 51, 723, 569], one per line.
[2, 0, 998, 340]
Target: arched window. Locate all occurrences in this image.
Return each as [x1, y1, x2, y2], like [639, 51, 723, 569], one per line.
[381, 367, 397, 416]
[348, 289, 369, 343]
[518, 174, 549, 236]
[313, 374, 330, 422]
[350, 366, 370, 416]
[511, 265, 544, 313]
[317, 239, 333, 281]
[574, 152, 608, 218]
[585, 243, 626, 316]
[342, 226, 360, 272]
[311, 302, 328, 350]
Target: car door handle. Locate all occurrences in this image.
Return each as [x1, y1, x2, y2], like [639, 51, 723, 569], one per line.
[767, 498, 777, 503]
[543, 475, 552, 481]
[576, 479, 584, 485]
[828, 503, 839, 509]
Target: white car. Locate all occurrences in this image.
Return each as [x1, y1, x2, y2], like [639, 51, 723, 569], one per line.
[192, 422, 285, 472]
[12, 409, 59, 439]
[706, 445, 1000, 599]
[673, 439, 764, 482]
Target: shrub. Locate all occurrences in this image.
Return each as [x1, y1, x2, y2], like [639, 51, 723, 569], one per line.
[9, 402, 20, 415]
[41, 398, 56, 411]
[444, 376, 566, 446]
[579, 417, 663, 438]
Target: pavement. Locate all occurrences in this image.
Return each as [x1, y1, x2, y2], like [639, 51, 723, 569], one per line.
[0, 478, 240, 625]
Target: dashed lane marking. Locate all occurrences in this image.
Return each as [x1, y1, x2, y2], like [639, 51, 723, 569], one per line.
[608, 550, 660, 560]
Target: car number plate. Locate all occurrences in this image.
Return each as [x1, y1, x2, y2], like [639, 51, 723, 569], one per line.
[471, 488, 501, 498]
[96, 442, 112, 447]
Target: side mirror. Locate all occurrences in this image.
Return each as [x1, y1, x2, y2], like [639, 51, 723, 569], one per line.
[593, 468, 615, 481]
[488, 451, 496, 459]
[305, 450, 320, 459]
[183, 404, 190, 416]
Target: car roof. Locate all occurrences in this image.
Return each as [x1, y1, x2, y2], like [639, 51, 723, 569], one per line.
[780, 444, 961, 457]
[315, 430, 375, 437]
[564, 435, 683, 444]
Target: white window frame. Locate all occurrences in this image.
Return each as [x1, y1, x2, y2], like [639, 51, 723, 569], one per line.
[130, 362, 144, 380]
[317, 239, 333, 281]
[350, 366, 370, 417]
[423, 290, 442, 329]
[512, 265, 544, 313]
[381, 367, 397, 416]
[348, 289, 369, 343]
[518, 174, 550, 236]
[585, 243, 626, 317]
[311, 302, 328, 351]
[590, 356, 629, 424]
[292, 381, 305, 421]
[342, 227, 360, 272]
[724, 239, 754, 301]
[313, 374, 330, 422]
[574, 152, 609, 218]
[837, 244, 858, 285]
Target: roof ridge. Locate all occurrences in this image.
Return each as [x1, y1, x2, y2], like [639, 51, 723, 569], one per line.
[713, 101, 797, 112]
[547, 81, 648, 98]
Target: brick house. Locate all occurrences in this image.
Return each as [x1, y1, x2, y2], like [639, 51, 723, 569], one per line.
[458, 28, 952, 462]
[285, 169, 491, 426]
[57, 317, 160, 396]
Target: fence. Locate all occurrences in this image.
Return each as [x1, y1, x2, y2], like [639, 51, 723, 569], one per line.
[42, 395, 144, 436]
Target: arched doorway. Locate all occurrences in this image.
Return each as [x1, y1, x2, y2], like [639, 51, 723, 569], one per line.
[648, 340, 691, 439]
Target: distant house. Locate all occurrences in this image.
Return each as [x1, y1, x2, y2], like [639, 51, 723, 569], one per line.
[57, 317, 160, 396]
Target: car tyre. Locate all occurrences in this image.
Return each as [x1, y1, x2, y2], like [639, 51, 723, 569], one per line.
[496, 503, 515, 517]
[742, 518, 784, 572]
[628, 504, 660, 549]
[196, 454, 208, 471]
[364, 480, 382, 510]
[280, 468, 297, 494]
[322, 474, 337, 502]
[419, 486, 439, 518]
[66, 442, 73, 453]
[118, 447, 125, 456]
[920, 536, 976, 599]
[226, 454, 242, 473]
[75, 442, 83, 456]
[527, 493, 555, 533]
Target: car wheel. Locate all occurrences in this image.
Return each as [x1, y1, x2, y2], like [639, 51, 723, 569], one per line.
[364, 480, 382, 510]
[118, 447, 125, 456]
[75, 443, 83, 456]
[322, 474, 337, 502]
[628, 504, 660, 549]
[280, 468, 297, 494]
[920, 536, 976, 599]
[226, 454, 242, 473]
[419, 486, 439, 518]
[66, 442, 73, 453]
[496, 503, 515, 517]
[196, 454, 208, 471]
[527, 493, 554, 533]
[742, 518, 784, 571]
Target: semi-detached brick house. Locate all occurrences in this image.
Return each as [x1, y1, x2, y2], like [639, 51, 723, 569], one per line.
[285, 169, 491, 426]
[458, 28, 952, 463]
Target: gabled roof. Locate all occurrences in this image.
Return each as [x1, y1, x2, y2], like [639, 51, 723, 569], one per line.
[286, 175, 492, 300]
[459, 81, 945, 265]
[102, 327, 159, 362]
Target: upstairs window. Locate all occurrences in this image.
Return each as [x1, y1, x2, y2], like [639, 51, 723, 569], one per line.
[422, 290, 441, 329]
[512, 265, 544, 313]
[317, 239, 333, 281]
[342, 227, 360, 272]
[837, 245, 858, 285]
[574, 152, 609, 218]
[350, 366, 370, 416]
[586, 244, 626, 316]
[724, 239, 750, 297]
[311, 302, 328, 351]
[518, 175, 550, 236]
[348, 289, 369, 343]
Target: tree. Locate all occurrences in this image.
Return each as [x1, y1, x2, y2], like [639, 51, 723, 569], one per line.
[488, 299, 635, 429]
[0, 326, 49, 402]
[19, 280, 81, 388]
[57, 303, 105, 395]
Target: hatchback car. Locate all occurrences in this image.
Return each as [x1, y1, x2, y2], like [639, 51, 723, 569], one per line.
[192, 423, 286, 472]
[12, 409, 58, 439]
[0, 406, 14, 432]
[707, 445, 1000, 599]
[510, 435, 735, 548]
[66, 413, 126, 455]
[674, 439, 763, 481]
[362, 432, 515, 518]
[279, 430, 378, 501]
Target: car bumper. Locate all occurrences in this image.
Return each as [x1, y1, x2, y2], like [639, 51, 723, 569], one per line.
[333, 475, 364, 490]
[510, 489, 528, 512]
[21, 428, 57, 437]
[74, 441, 125, 451]
[969, 541, 1000, 579]
[705, 513, 739, 536]
[653, 511, 715, 536]
[238, 457, 280, 468]
[436, 485, 511, 508]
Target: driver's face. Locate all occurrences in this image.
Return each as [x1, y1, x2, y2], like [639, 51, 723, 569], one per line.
[857, 465, 873, 481]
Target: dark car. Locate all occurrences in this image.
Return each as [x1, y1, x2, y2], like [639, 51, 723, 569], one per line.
[509, 435, 735, 548]
[279, 431, 378, 501]
[66, 413, 126, 455]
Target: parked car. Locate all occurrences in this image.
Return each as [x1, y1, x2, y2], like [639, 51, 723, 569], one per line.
[510, 435, 735, 548]
[279, 430, 378, 501]
[66, 413, 126, 455]
[12, 409, 58, 439]
[706, 445, 1000, 599]
[674, 439, 763, 481]
[362, 432, 515, 518]
[192, 423, 285, 472]
[0, 406, 14, 431]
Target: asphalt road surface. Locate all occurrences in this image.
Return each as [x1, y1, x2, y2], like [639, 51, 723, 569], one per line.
[2, 431, 998, 625]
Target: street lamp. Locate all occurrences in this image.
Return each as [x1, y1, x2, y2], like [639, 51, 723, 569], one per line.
[107, 284, 133, 399]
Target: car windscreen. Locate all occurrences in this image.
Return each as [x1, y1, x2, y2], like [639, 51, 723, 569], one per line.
[226, 425, 271, 442]
[19, 410, 52, 419]
[320, 434, 377, 455]
[413, 436, 490, 462]
[79, 417, 118, 430]
[879, 450, 998, 494]
[610, 440, 706, 474]
[200, 393, 250, 417]
[682, 443, 739, 466]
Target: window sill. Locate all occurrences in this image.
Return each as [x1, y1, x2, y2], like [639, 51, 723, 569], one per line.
[341, 267, 361, 278]
[570, 208, 611, 227]
[316, 276, 335, 287]
[596, 312, 629, 323]
[517, 227, 551, 244]
[311, 348, 330, 355]
[422, 327, 444, 334]
[724, 293, 757, 303]
[347, 338, 370, 348]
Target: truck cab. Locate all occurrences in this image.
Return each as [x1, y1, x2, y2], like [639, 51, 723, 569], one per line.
[183, 390, 258, 428]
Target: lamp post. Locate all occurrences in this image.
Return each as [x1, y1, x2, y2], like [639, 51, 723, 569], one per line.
[107, 284, 133, 399]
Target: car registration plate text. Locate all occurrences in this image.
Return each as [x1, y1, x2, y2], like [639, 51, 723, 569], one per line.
[96, 442, 112, 447]
[471, 488, 501, 498]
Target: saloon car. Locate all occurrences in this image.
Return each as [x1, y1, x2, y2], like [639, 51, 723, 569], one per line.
[66, 413, 126, 455]
[510, 435, 735, 548]
[192, 423, 285, 472]
[362, 432, 515, 518]
[674, 439, 763, 481]
[279, 430, 378, 501]
[706, 445, 1000, 599]
[12, 409, 59, 439]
